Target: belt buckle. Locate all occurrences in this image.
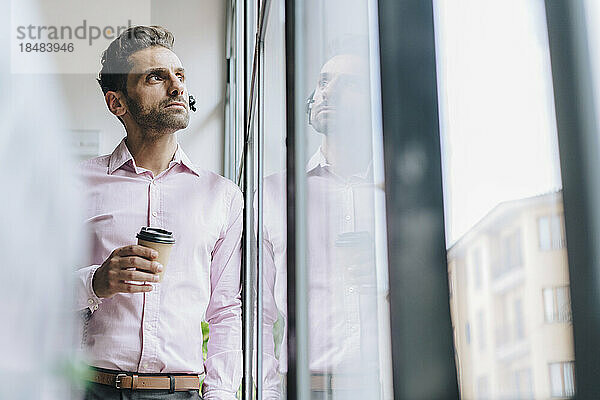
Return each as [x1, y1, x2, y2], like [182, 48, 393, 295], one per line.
[115, 373, 127, 389]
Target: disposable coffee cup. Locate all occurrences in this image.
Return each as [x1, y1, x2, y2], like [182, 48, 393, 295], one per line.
[136, 227, 175, 282]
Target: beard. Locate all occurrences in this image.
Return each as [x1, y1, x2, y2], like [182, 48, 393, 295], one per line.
[126, 95, 190, 132]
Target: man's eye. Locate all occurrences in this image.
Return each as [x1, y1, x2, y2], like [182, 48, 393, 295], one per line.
[319, 79, 328, 88]
[148, 74, 162, 82]
[177, 75, 185, 82]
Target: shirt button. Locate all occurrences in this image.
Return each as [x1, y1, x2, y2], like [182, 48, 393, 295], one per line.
[348, 287, 355, 293]
[93, 304, 99, 311]
[144, 363, 149, 369]
[345, 215, 351, 221]
[88, 299, 94, 305]
[152, 211, 158, 217]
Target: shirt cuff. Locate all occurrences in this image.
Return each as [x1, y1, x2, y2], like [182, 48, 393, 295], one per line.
[82, 265, 102, 312]
[201, 389, 238, 400]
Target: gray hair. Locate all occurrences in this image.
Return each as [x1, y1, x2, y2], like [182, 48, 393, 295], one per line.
[97, 25, 175, 95]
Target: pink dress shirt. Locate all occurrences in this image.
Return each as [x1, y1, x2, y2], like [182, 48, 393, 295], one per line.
[75, 138, 243, 400]
[263, 148, 380, 375]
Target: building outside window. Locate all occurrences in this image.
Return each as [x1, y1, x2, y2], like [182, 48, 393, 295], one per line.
[514, 297, 525, 340]
[549, 361, 575, 398]
[473, 248, 483, 290]
[538, 215, 565, 250]
[477, 375, 490, 399]
[502, 230, 522, 275]
[543, 286, 572, 323]
[466, 322, 471, 345]
[477, 310, 486, 350]
[514, 368, 534, 399]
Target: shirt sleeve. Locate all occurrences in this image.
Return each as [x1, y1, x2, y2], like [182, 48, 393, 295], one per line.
[255, 188, 283, 399]
[203, 186, 244, 400]
[260, 237, 283, 399]
[75, 265, 103, 312]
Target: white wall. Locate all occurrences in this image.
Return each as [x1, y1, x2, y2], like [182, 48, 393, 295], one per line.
[58, 0, 227, 174]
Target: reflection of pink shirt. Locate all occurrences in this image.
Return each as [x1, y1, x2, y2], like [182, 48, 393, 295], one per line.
[75, 138, 246, 400]
[264, 148, 378, 374]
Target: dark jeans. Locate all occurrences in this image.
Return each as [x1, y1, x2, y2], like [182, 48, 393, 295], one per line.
[84, 382, 202, 400]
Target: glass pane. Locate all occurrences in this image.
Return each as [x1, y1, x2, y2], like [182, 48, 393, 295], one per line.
[564, 362, 575, 396]
[435, 0, 576, 398]
[477, 376, 490, 399]
[477, 309, 486, 350]
[549, 363, 563, 397]
[556, 286, 571, 322]
[538, 217, 551, 250]
[473, 248, 483, 290]
[1, 2, 84, 394]
[261, 0, 287, 396]
[514, 298, 525, 340]
[466, 322, 472, 344]
[516, 368, 534, 399]
[584, 0, 600, 162]
[277, 0, 394, 398]
[543, 288, 555, 322]
[550, 215, 563, 249]
[10, 1, 237, 399]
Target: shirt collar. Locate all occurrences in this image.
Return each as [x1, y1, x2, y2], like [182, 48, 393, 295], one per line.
[306, 146, 373, 181]
[306, 146, 330, 173]
[108, 137, 201, 177]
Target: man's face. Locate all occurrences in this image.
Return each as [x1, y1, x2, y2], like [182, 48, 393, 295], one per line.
[309, 54, 370, 135]
[124, 46, 190, 133]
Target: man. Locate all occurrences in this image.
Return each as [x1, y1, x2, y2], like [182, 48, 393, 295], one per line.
[76, 26, 243, 400]
[263, 51, 387, 399]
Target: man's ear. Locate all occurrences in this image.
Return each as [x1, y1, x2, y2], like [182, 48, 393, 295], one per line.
[105, 91, 128, 118]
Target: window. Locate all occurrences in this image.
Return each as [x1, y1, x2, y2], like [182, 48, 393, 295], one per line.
[466, 322, 471, 345]
[435, 1, 578, 398]
[539, 215, 565, 250]
[473, 248, 483, 290]
[494, 295, 509, 348]
[477, 310, 486, 350]
[514, 368, 534, 399]
[514, 297, 525, 340]
[477, 376, 490, 399]
[494, 230, 523, 278]
[543, 286, 572, 323]
[504, 230, 522, 271]
[549, 361, 575, 397]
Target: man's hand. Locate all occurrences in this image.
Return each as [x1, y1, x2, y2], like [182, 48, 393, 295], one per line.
[92, 245, 163, 298]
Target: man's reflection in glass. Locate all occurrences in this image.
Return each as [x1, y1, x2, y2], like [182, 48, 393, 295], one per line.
[263, 50, 381, 399]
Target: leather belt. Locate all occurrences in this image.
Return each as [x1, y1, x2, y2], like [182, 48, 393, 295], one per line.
[89, 370, 202, 392]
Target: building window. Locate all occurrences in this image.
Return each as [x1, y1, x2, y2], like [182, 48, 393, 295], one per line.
[543, 286, 572, 323]
[514, 297, 525, 340]
[472, 248, 483, 290]
[549, 361, 575, 398]
[494, 230, 522, 278]
[465, 322, 471, 345]
[514, 368, 534, 399]
[494, 295, 510, 348]
[504, 230, 522, 270]
[538, 215, 565, 250]
[477, 310, 486, 350]
[477, 376, 490, 399]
